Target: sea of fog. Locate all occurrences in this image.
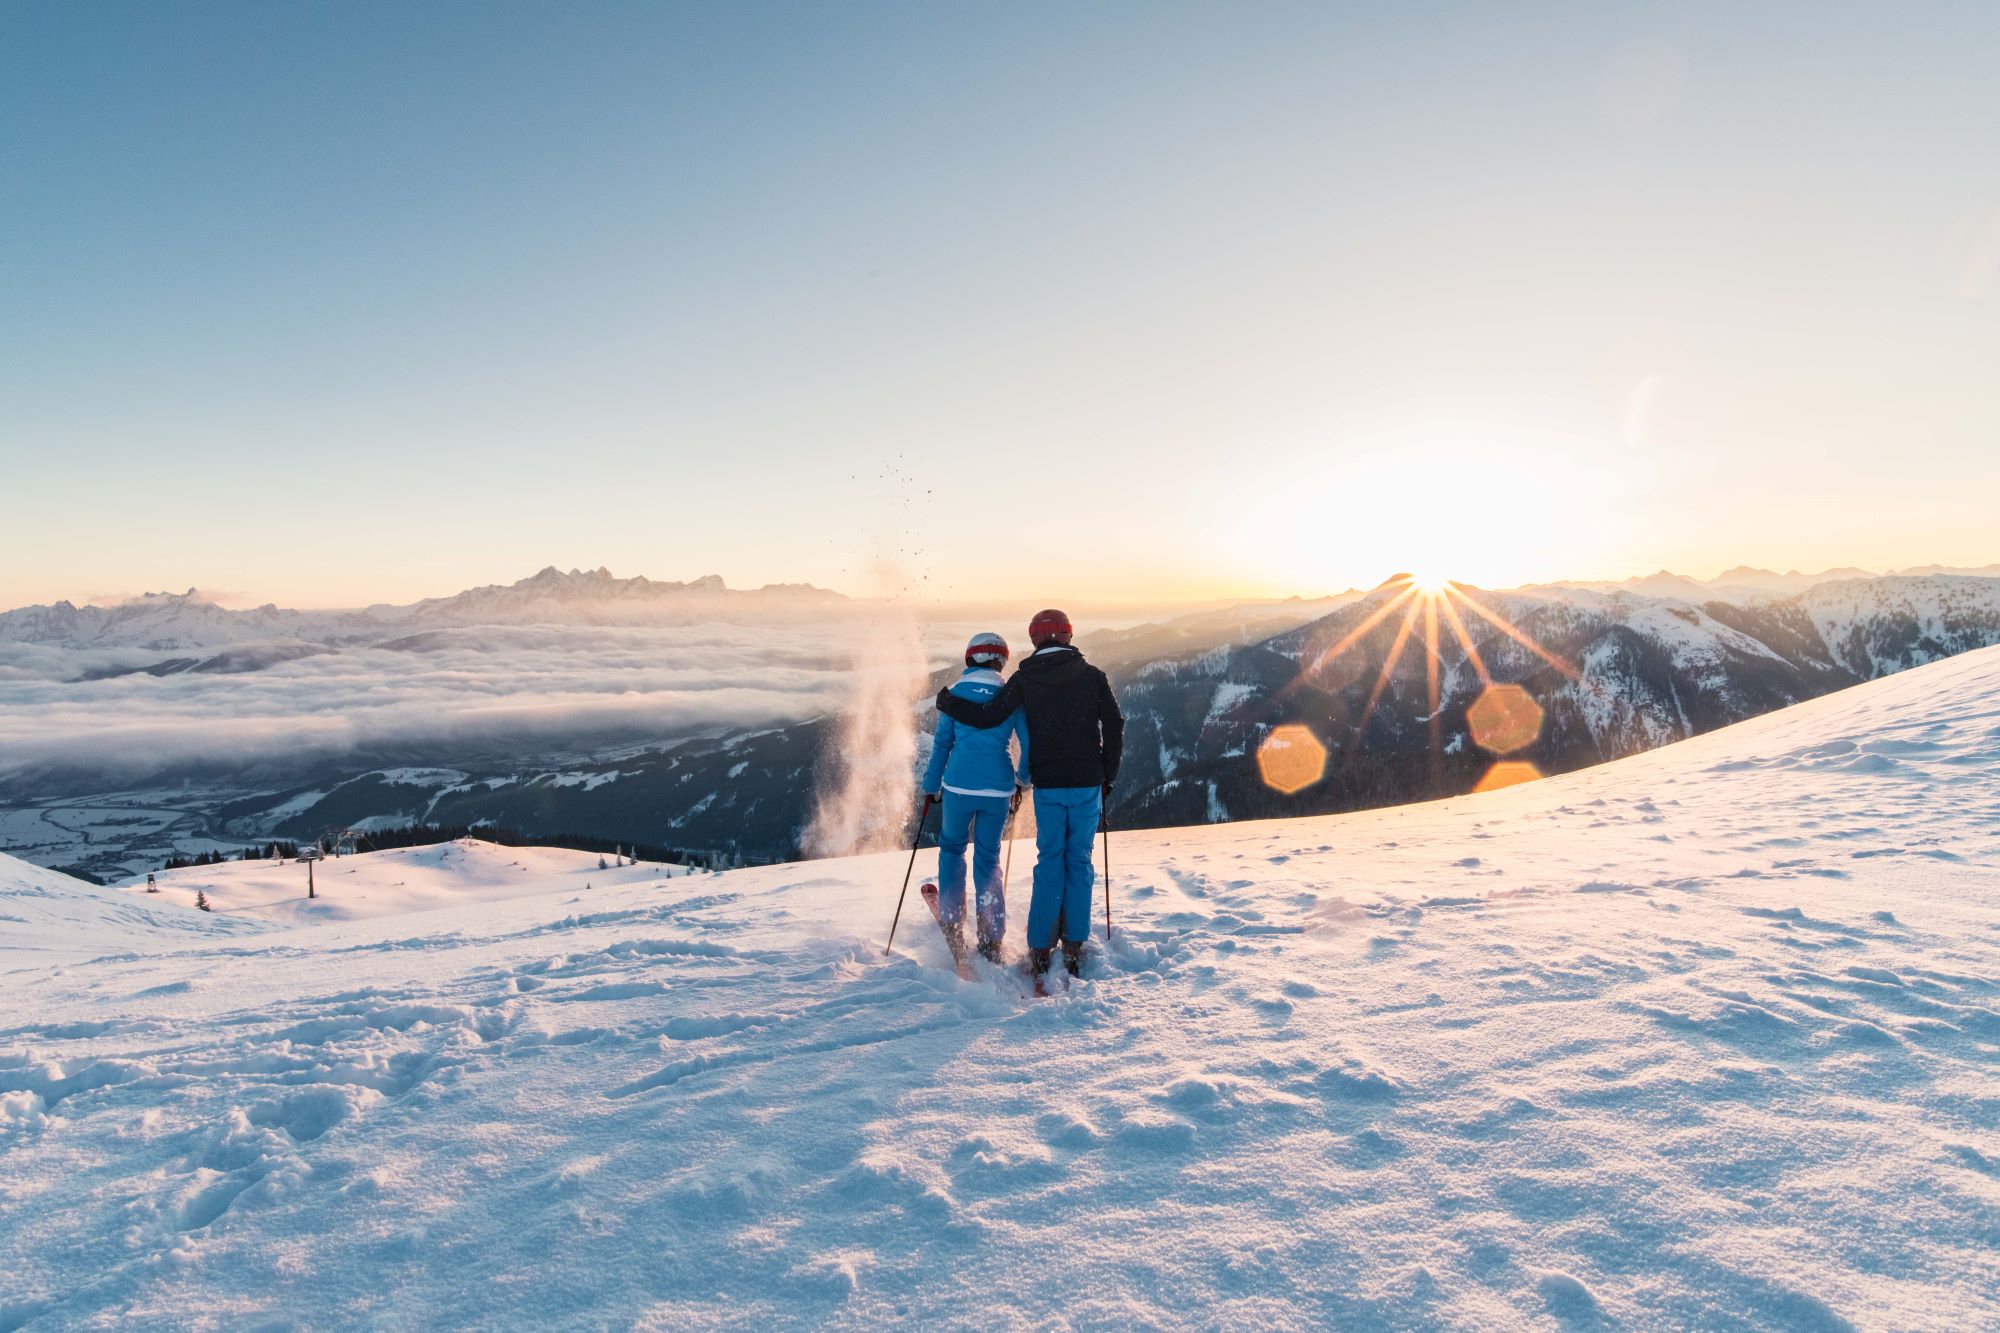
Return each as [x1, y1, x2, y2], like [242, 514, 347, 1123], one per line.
[0, 617, 1040, 783]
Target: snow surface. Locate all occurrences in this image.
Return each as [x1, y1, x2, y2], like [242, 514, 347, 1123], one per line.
[0, 856, 269, 964]
[4, 650, 1999, 1328]
[107, 840, 695, 929]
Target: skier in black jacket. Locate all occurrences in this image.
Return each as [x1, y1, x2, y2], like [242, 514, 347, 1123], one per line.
[935, 608, 1123, 978]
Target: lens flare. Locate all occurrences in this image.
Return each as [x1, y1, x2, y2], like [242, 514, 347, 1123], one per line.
[1466, 683, 1544, 755]
[1473, 760, 1544, 793]
[1257, 723, 1328, 795]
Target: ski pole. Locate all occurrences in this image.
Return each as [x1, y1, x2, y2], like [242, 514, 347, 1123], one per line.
[1000, 814, 1016, 898]
[883, 795, 937, 956]
[1100, 787, 1112, 942]
[1000, 786, 1021, 898]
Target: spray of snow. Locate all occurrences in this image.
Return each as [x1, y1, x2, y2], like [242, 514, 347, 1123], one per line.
[804, 593, 929, 858]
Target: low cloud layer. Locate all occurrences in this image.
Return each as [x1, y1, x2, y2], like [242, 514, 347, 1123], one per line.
[0, 619, 987, 782]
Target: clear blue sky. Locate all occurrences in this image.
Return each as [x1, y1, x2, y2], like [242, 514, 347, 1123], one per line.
[4, 1, 1996, 607]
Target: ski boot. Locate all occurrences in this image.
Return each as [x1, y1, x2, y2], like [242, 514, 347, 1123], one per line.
[940, 918, 968, 964]
[1028, 947, 1054, 976]
[977, 936, 1002, 965]
[1062, 941, 1085, 977]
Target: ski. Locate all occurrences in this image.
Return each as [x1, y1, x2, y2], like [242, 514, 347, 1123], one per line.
[919, 882, 974, 980]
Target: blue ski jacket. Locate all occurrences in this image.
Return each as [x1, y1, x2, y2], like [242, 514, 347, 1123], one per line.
[922, 667, 1030, 797]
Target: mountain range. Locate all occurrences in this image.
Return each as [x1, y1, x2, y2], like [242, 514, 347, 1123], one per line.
[4, 565, 1998, 881]
[115, 574, 2000, 870]
[10, 562, 2000, 653]
[0, 567, 847, 651]
[436, 572, 2000, 857]
[1109, 572, 2000, 830]
[1554, 562, 2000, 600]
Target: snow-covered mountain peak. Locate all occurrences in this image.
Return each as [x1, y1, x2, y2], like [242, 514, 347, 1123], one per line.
[397, 566, 846, 625]
[522, 565, 620, 587]
[0, 567, 851, 648]
[0, 587, 308, 651]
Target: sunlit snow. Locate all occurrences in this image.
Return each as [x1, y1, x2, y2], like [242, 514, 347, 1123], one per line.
[3, 649, 1997, 1327]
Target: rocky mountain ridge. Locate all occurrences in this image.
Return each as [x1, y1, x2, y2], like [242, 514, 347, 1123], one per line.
[0, 568, 848, 650]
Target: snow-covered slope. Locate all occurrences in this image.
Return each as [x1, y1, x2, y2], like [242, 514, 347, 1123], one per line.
[1108, 575, 2000, 834]
[0, 851, 269, 964]
[116, 839, 697, 927]
[4, 650, 1998, 1328]
[1802, 574, 2000, 677]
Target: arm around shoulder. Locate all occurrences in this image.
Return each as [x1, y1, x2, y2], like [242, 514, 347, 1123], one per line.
[1011, 706, 1032, 785]
[935, 677, 1022, 730]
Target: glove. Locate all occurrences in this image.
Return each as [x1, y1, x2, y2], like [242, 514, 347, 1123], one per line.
[922, 789, 939, 803]
[1011, 784, 1028, 813]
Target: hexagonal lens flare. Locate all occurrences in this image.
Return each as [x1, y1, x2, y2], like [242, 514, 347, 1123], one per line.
[1257, 723, 1328, 795]
[1472, 760, 1544, 793]
[1466, 683, 1543, 755]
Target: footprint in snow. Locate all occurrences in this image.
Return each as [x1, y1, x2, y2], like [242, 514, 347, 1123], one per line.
[1331, 1128, 1403, 1166]
[944, 1134, 1061, 1193]
[1034, 1110, 1103, 1150]
[1249, 994, 1294, 1022]
[1105, 1109, 1198, 1154]
[1537, 1272, 1610, 1328]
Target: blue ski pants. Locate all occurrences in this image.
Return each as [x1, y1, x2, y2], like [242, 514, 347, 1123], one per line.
[936, 791, 1010, 943]
[1027, 785, 1101, 949]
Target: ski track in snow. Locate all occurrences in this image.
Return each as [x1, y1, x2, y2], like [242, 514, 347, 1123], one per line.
[4, 650, 2000, 1330]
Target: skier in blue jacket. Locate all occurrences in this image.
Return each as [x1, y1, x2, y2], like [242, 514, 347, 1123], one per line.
[921, 632, 1031, 962]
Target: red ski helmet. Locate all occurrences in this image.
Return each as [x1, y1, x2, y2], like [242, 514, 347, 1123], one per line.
[964, 631, 1009, 668]
[1028, 608, 1073, 648]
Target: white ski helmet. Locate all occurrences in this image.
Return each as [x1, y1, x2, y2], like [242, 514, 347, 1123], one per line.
[964, 632, 1010, 668]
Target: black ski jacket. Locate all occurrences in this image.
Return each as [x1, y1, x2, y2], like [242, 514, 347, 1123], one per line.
[935, 645, 1124, 790]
